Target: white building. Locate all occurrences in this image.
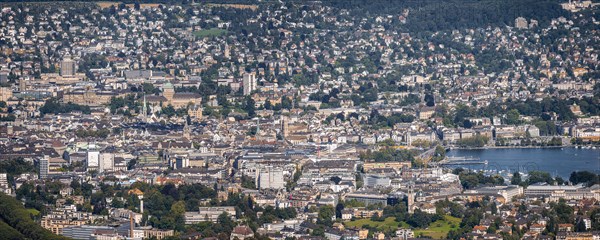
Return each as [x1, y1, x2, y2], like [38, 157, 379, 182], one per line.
[0, 173, 10, 194]
[243, 73, 256, 96]
[396, 229, 415, 240]
[87, 150, 100, 171]
[39, 157, 49, 179]
[364, 174, 391, 188]
[525, 183, 585, 196]
[60, 58, 77, 76]
[185, 207, 236, 224]
[257, 166, 285, 190]
[99, 153, 114, 173]
[470, 185, 524, 201]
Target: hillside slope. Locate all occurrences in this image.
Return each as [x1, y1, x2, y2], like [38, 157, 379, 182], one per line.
[0, 193, 71, 240]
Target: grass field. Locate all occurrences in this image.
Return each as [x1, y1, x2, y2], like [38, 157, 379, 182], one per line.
[193, 28, 228, 38]
[345, 215, 461, 239]
[26, 208, 40, 216]
[345, 217, 410, 232]
[414, 215, 461, 239]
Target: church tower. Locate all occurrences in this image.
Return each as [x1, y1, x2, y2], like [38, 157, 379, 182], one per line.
[281, 116, 289, 139]
[183, 121, 191, 139]
[163, 82, 175, 102]
[407, 184, 415, 214]
[142, 94, 147, 121]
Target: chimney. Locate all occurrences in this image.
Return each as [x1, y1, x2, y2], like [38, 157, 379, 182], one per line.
[130, 212, 134, 238]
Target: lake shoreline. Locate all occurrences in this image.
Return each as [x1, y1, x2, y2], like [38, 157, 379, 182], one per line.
[448, 145, 566, 150]
[446, 148, 600, 178]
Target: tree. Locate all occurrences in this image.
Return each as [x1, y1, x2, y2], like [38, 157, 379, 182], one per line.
[243, 96, 256, 118]
[281, 96, 292, 110]
[39, 98, 91, 115]
[506, 109, 520, 124]
[171, 201, 186, 217]
[241, 175, 256, 189]
[264, 99, 272, 110]
[0, 193, 71, 240]
[407, 209, 432, 228]
[576, 219, 587, 232]
[528, 171, 553, 185]
[161, 105, 177, 117]
[511, 172, 522, 185]
[317, 205, 335, 227]
[569, 171, 600, 186]
[217, 212, 236, 234]
[432, 145, 446, 161]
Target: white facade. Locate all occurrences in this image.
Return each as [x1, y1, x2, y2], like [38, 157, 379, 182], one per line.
[60, 58, 76, 76]
[40, 158, 49, 179]
[243, 73, 256, 96]
[99, 153, 114, 173]
[257, 166, 285, 190]
[87, 150, 100, 169]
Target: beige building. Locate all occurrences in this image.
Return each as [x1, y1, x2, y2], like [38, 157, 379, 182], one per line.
[41, 216, 88, 234]
[143, 228, 174, 239]
[63, 90, 126, 106]
[0, 87, 12, 102]
[60, 58, 76, 76]
[363, 162, 411, 172]
[147, 82, 202, 110]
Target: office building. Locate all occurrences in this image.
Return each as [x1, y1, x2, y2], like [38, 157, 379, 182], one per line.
[243, 72, 256, 95]
[281, 116, 289, 138]
[345, 193, 389, 206]
[39, 157, 49, 179]
[257, 166, 285, 190]
[0, 173, 10, 194]
[470, 185, 524, 201]
[525, 183, 585, 196]
[87, 150, 100, 171]
[99, 153, 114, 173]
[364, 174, 392, 188]
[60, 58, 77, 76]
[185, 207, 236, 224]
[62, 225, 115, 240]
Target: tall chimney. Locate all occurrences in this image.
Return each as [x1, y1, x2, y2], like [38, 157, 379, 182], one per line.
[130, 212, 134, 238]
[139, 195, 144, 213]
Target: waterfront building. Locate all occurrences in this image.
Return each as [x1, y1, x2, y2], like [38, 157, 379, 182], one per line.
[525, 183, 585, 196]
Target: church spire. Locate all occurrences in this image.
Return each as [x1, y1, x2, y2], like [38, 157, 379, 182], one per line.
[142, 94, 147, 120]
[183, 120, 191, 139]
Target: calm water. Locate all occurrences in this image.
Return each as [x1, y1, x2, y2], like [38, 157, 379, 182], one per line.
[447, 148, 600, 178]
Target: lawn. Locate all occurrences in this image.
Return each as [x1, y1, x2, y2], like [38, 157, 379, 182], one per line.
[345, 217, 410, 232]
[414, 215, 461, 239]
[26, 208, 40, 216]
[344, 215, 461, 239]
[193, 28, 228, 38]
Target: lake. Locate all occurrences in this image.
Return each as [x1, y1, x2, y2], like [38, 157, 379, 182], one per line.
[446, 148, 600, 178]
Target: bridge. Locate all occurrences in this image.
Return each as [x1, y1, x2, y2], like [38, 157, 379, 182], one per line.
[435, 156, 488, 165]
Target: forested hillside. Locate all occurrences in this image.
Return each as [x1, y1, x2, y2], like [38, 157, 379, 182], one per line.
[325, 0, 569, 32]
[0, 193, 71, 240]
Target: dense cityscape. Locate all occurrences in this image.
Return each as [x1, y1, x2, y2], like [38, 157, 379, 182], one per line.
[0, 0, 599, 239]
